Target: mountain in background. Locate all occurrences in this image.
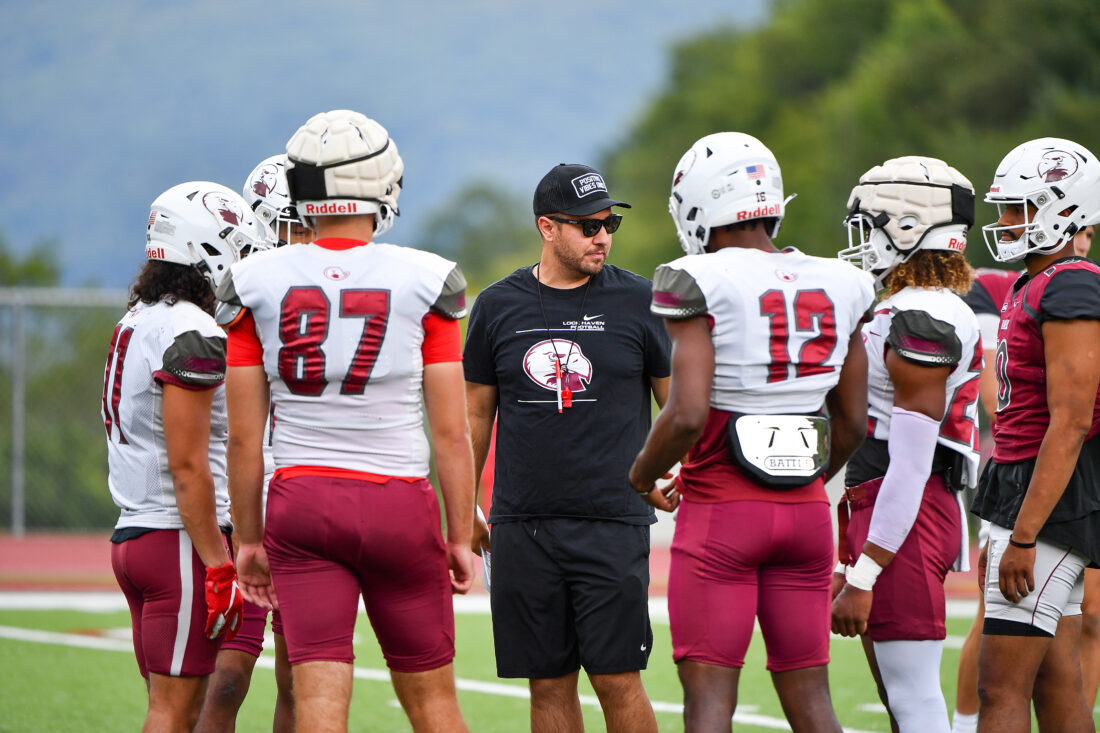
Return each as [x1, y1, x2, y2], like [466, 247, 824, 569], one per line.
[0, 0, 763, 286]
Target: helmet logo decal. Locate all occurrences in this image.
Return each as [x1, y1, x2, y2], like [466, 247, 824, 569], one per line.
[250, 164, 279, 197]
[522, 339, 593, 392]
[673, 150, 697, 186]
[323, 267, 350, 281]
[202, 192, 244, 226]
[737, 203, 781, 220]
[745, 164, 765, 180]
[1038, 150, 1077, 183]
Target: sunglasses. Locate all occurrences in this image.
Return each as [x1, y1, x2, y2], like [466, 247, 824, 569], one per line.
[546, 213, 622, 237]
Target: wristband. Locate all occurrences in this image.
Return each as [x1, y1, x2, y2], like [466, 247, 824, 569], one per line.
[635, 484, 656, 495]
[1008, 536, 1037, 549]
[834, 561, 847, 576]
[845, 554, 883, 591]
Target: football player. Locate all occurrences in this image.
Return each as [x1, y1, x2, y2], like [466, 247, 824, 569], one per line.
[104, 182, 267, 731]
[194, 156, 303, 733]
[970, 137, 1100, 732]
[832, 157, 981, 732]
[952, 221, 1098, 733]
[241, 154, 312, 248]
[217, 110, 475, 732]
[629, 132, 875, 732]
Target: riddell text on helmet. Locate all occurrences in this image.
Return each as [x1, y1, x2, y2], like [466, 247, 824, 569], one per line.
[737, 204, 781, 221]
[303, 202, 363, 215]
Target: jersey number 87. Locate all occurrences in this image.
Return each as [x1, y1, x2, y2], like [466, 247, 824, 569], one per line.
[278, 286, 391, 396]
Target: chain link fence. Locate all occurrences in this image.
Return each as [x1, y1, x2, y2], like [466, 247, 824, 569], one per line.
[1, 288, 128, 533]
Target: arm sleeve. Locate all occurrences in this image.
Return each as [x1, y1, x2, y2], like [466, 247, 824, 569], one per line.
[1038, 268, 1100, 324]
[422, 312, 462, 364]
[886, 308, 962, 366]
[651, 265, 708, 319]
[226, 311, 264, 367]
[462, 292, 498, 385]
[866, 406, 941, 553]
[154, 330, 227, 389]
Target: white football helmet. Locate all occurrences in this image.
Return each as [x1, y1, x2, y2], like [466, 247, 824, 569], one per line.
[243, 154, 300, 246]
[145, 181, 269, 289]
[285, 109, 404, 236]
[669, 132, 791, 255]
[982, 137, 1100, 262]
[839, 156, 975, 288]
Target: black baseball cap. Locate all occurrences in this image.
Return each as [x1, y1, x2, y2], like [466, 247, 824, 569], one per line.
[532, 163, 632, 217]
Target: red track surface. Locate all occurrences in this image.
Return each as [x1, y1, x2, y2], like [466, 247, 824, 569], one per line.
[0, 531, 981, 598]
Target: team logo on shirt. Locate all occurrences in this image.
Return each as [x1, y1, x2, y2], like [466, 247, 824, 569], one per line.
[202, 192, 244, 226]
[323, 267, 350, 281]
[522, 339, 593, 392]
[774, 269, 798, 282]
[1037, 150, 1078, 183]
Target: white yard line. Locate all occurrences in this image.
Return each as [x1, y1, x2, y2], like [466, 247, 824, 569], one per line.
[0, 622, 883, 733]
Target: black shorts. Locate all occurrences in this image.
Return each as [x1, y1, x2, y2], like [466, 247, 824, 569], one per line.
[490, 517, 652, 678]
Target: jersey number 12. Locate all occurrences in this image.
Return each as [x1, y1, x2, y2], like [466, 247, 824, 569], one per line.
[758, 289, 838, 383]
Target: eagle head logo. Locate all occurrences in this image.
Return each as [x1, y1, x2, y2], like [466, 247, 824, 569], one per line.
[523, 339, 593, 392]
[1037, 150, 1078, 183]
[202, 191, 243, 226]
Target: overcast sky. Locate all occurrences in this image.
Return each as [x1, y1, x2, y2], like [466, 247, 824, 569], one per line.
[0, 0, 765, 286]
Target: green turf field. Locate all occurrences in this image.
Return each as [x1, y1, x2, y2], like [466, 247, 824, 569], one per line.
[0, 600, 932, 732]
[0, 601, 1089, 731]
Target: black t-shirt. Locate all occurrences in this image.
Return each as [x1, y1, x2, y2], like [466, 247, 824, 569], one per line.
[463, 264, 671, 524]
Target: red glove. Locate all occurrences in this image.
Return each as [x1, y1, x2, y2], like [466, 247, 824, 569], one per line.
[204, 561, 243, 641]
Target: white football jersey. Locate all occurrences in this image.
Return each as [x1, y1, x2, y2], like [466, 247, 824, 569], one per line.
[220, 241, 465, 477]
[653, 247, 876, 413]
[863, 286, 982, 486]
[102, 299, 230, 530]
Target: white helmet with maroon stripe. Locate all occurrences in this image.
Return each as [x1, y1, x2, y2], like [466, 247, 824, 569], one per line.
[669, 132, 791, 255]
[146, 181, 269, 289]
[285, 110, 404, 236]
